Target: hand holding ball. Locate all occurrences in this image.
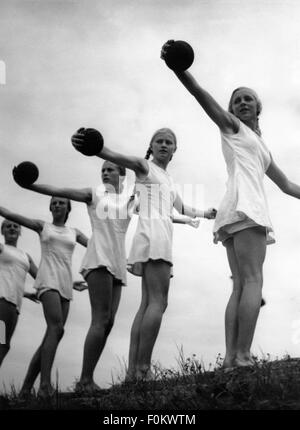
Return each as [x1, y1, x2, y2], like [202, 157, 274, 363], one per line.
[71, 128, 104, 156]
[161, 40, 194, 71]
[13, 162, 39, 187]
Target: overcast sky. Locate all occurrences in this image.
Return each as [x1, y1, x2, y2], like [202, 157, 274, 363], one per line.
[2, 0, 300, 391]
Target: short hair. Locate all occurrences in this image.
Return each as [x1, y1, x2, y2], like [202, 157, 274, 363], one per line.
[228, 87, 262, 116]
[102, 161, 126, 176]
[49, 197, 72, 223]
[1, 219, 21, 235]
[228, 87, 262, 136]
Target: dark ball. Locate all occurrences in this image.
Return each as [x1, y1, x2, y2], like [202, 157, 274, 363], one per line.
[13, 161, 39, 186]
[80, 128, 104, 156]
[164, 40, 194, 71]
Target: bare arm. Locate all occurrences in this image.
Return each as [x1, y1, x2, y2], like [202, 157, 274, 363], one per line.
[0, 206, 43, 233]
[173, 70, 238, 133]
[23, 254, 39, 302]
[172, 215, 200, 228]
[75, 228, 89, 247]
[96, 146, 148, 178]
[27, 254, 38, 278]
[18, 183, 92, 204]
[266, 156, 300, 198]
[161, 41, 238, 133]
[173, 194, 217, 219]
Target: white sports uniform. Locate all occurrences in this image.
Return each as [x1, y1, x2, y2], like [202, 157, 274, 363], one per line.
[0, 244, 30, 313]
[34, 222, 77, 300]
[80, 185, 136, 285]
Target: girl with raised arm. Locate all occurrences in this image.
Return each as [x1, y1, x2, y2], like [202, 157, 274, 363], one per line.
[161, 40, 300, 368]
[0, 197, 88, 398]
[0, 219, 38, 368]
[72, 127, 216, 381]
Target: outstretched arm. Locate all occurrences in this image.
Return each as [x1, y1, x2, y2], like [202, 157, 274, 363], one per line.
[172, 215, 200, 228]
[173, 194, 217, 219]
[0, 206, 43, 233]
[173, 70, 238, 133]
[266, 156, 300, 198]
[97, 146, 149, 178]
[15, 182, 92, 204]
[71, 130, 149, 179]
[161, 41, 238, 134]
[75, 229, 89, 247]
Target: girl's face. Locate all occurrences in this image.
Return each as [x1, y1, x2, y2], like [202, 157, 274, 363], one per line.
[1, 221, 21, 243]
[151, 132, 176, 163]
[50, 197, 70, 221]
[231, 89, 258, 121]
[101, 161, 122, 189]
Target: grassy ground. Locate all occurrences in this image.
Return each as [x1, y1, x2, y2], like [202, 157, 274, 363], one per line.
[1, 354, 300, 410]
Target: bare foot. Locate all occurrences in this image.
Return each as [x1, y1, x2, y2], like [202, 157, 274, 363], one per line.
[222, 357, 236, 369]
[75, 380, 102, 395]
[37, 385, 55, 399]
[136, 368, 156, 382]
[235, 357, 255, 368]
[18, 388, 32, 400]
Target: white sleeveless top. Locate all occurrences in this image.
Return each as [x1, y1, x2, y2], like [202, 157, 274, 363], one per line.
[0, 244, 30, 312]
[213, 121, 274, 243]
[80, 185, 136, 285]
[34, 222, 77, 300]
[127, 160, 177, 276]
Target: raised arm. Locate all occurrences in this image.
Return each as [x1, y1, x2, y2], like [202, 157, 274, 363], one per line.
[266, 156, 300, 199]
[161, 41, 238, 134]
[71, 129, 149, 179]
[75, 228, 89, 247]
[0, 206, 43, 233]
[98, 146, 149, 178]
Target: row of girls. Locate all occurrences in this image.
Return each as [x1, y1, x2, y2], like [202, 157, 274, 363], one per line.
[0, 125, 215, 398]
[3, 40, 300, 398]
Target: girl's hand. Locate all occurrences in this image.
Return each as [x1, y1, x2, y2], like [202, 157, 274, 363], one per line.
[71, 128, 104, 156]
[187, 217, 200, 228]
[160, 40, 175, 60]
[73, 280, 88, 292]
[204, 208, 217, 219]
[71, 128, 87, 153]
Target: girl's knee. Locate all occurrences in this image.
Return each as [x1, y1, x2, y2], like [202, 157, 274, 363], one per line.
[91, 313, 112, 331]
[232, 276, 242, 292]
[241, 271, 263, 286]
[49, 322, 64, 339]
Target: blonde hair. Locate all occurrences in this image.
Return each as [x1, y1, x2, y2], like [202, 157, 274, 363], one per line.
[145, 128, 177, 159]
[228, 87, 262, 136]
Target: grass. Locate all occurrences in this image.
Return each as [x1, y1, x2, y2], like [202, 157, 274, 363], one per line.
[2, 352, 300, 410]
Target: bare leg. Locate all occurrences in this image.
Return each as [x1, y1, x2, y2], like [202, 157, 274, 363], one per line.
[233, 227, 266, 366]
[0, 299, 18, 368]
[135, 260, 170, 379]
[20, 295, 69, 396]
[126, 278, 148, 381]
[223, 240, 242, 368]
[78, 268, 116, 392]
[38, 291, 69, 397]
